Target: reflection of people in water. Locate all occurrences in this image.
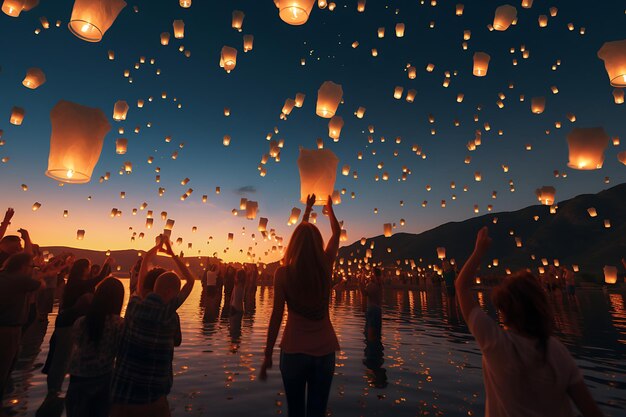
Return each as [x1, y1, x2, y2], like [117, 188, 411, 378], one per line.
[228, 270, 246, 349]
[360, 268, 384, 369]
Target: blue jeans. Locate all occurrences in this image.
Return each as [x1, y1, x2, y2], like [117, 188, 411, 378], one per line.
[280, 351, 335, 417]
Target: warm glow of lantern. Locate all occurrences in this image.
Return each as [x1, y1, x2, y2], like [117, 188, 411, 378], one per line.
[566, 127, 609, 170]
[68, 0, 127, 42]
[297, 148, 339, 205]
[115, 138, 127, 154]
[22, 67, 46, 89]
[383, 223, 392, 237]
[597, 40, 626, 87]
[531, 97, 545, 114]
[160, 32, 170, 45]
[473, 52, 490, 76]
[535, 186, 556, 205]
[493, 4, 517, 31]
[437, 247, 446, 259]
[10, 107, 25, 125]
[232, 10, 244, 31]
[220, 46, 238, 73]
[243, 34, 254, 52]
[395, 23, 405, 37]
[316, 81, 343, 118]
[603, 265, 617, 284]
[278, 0, 315, 25]
[173, 19, 185, 38]
[613, 89, 624, 104]
[328, 116, 344, 141]
[113, 100, 129, 121]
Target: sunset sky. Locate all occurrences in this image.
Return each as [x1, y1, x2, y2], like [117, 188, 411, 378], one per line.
[0, 0, 624, 263]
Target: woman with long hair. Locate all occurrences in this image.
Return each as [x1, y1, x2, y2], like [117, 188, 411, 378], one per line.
[66, 277, 125, 417]
[260, 194, 341, 417]
[456, 227, 603, 417]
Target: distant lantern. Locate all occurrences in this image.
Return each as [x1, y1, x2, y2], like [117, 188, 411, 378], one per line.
[566, 127, 609, 170]
[295, 93, 305, 107]
[493, 4, 517, 31]
[68, 0, 127, 42]
[456, 3, 464, 15]
[535, 186, 556, 205]
[355, 107, 366, 118]
[395, 23, 405, 37]
[617, 151, 626, 165]
[46, 100, 110, 183]
[245, 201, 258, 220]
[115, 138, 128, 154]
[614, 89, 624, 104]
[222, 135, 231, 146]
[113, 100, 129, 121]
[243, 34, 254, 52]
[521, 0, 533, 7]
[288, 208, 301, 225]
[22, 67, 46, 89]
[258, 217, 268, 231]
[408, 66, 416, 79]
[393, 86, 404, 99]
[10, 107, 25, 125]
[538, 15, 548, 27]
[297, 148, 339, 205]
[180, 0, 190, 7]
[160, 32, 170, 45]
[603, 265, 617, 284]
[587, 207, 597, 217]
[76, 229, 85, 240]
[405, 89, 416, 103]
[473, 52, 490, 76]
[328, 116, 344, 141]
[316, 81, 343, 118]
[357, 0, 365, 12]
[597, 40, 626, 87]
[232, 10, 244, 31]
[531, 97, 546, 114]
[220, 46, 237, 73]
[437, 247, 446, 259]
[383, 223, 392, 237]
[173, 19, 184, 38]
[278, 0, 315, 25]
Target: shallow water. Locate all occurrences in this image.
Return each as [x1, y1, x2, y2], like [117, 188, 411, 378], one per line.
[6, 281, 626, 416]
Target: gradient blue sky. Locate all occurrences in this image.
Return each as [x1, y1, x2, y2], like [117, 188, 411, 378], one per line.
[0, 0, 624, 262]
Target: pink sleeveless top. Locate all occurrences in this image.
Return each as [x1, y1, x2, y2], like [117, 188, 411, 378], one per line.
[280, 308, 340, 356]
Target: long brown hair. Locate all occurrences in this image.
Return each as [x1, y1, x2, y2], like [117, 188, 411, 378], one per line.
[282, 222, 331, 320]
[492, 271, 554, 359]
[85, 277, 124, 344]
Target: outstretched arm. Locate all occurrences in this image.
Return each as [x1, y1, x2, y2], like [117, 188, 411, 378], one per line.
[260, 267, 286, 380]
[162, 237, 195, 305]
[18, 228, 33, 255]
[324, 196, 341, 266]
[138, 239, 162, 299]
[0, 208, 14, 240]
[456, 227, 491, 322]
[301, 194, 316, 223]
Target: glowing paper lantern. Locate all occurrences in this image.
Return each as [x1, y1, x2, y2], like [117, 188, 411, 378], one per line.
[220, 46, 237, 73]
[278, 0, 315, 25]
[566, 127, 609, 170]
[598, 40, 626, 87]
[160, 32, 170, 45]
[232, 10, 244, 31]
[173, 19, 184, 38]
[613, 89, 624, 104]
[531, 97, 546, 114]
[617, 151, 626, 165]
[245, 201, 258, 220]
[328, 116, 344, 140]
[395, 23, 405, 37]
[10, 107, 25, 125]
[316, 81, 343, 118]
[77, 229, 85, 240]
[455, 3, 464, 15]
[493, 4, 517, 31]
[68, 0, 127, 42]
[521, 0, 533, 8]
[473, 52, 490, 76]
[297, 148, 339, 205]
[288, 208, 301, 225]
[357, 0, 365, 12]
[2, 0, 27, 17]
[587, 207, 597, 217]
[46, 100, 110, 184]
[437, 247, 446, 259]
[243, 34, 254, 52]
[22, 67, 46, 89]
[295, 93, 305, 107]
[180, 0, 190, 7]
[115, 138, 128, 154]
[535, 186, 556, 205]
[383, 223, 392, 237]
[258, 217, 268, 232]
[113, 100, 129, 121]
[603, 265, 617, 284]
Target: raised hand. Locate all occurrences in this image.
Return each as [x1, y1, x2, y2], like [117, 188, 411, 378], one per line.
[473, 227, 492, 257]
[325, 196, 340, 233]
[306, 194, 316, 209]
[2, 208, 14, 224]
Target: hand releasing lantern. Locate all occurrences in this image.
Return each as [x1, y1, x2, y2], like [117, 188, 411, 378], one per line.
[46, 100, 111, 184]
[297, 148, 339, 205]
[68, 0, 127, 42]
[566, 127, 609, 170]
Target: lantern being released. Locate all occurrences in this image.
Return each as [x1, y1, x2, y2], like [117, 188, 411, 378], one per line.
[22, 67, 46, 89]
[566, 127, 609, 170]
[277, 0, 315, 25]
[493, 4, 517, 31]
[535, 186, 556, 205]
[113, 100, 129, 121]
[297, 148, 339, 205]
[603, 265, 617, 284]
[597, 39, 626, 87]
[220, 46, 237, 73]
[68, 0, 127, 42]
[473, 52, 490, 76]
[46, 100, 111, 183]
[316, 81, 343, 118]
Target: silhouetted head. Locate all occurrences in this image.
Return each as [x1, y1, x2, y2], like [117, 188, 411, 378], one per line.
[2, 252, 33, 275]
[144, 267, 167, 293]
[0, 235, 22, 255]
[236, 269, 246, 285]
[85, 277, 125, 343]
[154, 271, 181, 303]
[68, 259, 91, 284]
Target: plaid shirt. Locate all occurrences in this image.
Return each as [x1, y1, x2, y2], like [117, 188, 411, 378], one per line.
[111, 294, 178, 404]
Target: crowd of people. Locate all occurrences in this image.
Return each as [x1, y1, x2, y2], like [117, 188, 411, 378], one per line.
[0, 200, 605, 417]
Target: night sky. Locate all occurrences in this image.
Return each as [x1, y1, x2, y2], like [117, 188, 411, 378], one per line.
[0, 0, 624, 263]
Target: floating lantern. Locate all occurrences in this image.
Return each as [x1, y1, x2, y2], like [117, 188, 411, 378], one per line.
[232, 10, 244, 31]
[383, 223, 392, 237]
[395, 23, 405, 37]
[10, 107, 25, 125]
[617, 151, 626, 165]
[604, 219, 611, 228]
[328, 116, 344, 140]
[473, 52, 490, 76]
[357, 0, 365, 12]
[598, 40, 626, 87]
[180, 0, 190, 7]
[603, 265, 617, 284]
[566, 127, 609, 170]
[22, 68, 46, 89]
[316, 81, 343, 118]
[531, 97, 545, 114]
[68, 0, 127, 42]
[223, 135, 231, 146]
[160, 32, 170, 45]
[220, 46, 237, 73]
[613, 89, 624, 104]
[393, 86, 404, 99]
[297, 148, 339, 205]
[113, 100, 129, 121]
[243, 34, 254, 52]
[294, 93, 305, 108]
[437, 247, 446, 259]
[341, 164, 350, 175]
[32, 202, 41, 211]
[115, 138, 127, 154]
[355, 107, 366, 118]
[278, 0, 315, 25]
[288, 208, 301, 225]
[258, 217, 268, 231]
[535, 186, 556, 205]
[493, 4, 517, 31]
[246, 201, 258, 220]
[538, 15, 548, 27]
[173, 19, 184, 38]
[587, 207, 597, 217]
[46, 100, 110, 183]
[408, 66, 416, 79]
[2, 0, 28, 17]
[76, 229, 85, 240]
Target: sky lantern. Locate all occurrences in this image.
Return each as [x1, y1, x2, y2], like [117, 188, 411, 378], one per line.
[406, 89, 416, 103]
[46, 100, 110, 184]
[316, 81, 342, 118]
[76, 229, 85, 240]
[160, 32, 170, 45]
[295, 93, 305, 107]
[10, 107, 25, 125]
[535, 186, 556, 205]
[538, 15, 548, 27]
[173, 19, 184, 38]
[531, 97, 546, 114]
[395, 23, 405, 37]
[383, 223, 392, 237]
[282, 98, 296, 115]
[258, 217, 268, 231]
[297, 148, 339, 205]
[493, 4, 517, 31]
[617, 151, 626, 165]
[22, 67, 46, 89]
[2, 0, 28, 17]
[613, 89, 624, 104]
[604, 266, 617, 284]
[473, 52, 490, 76]
[408, 66, 416, 79]
[598, 40, 626, 87]
[587, 207, 597, 217]
[393, 86, 404, 99]
[288, 208, 301, 225]
[179, 0, 190, 7]
[328, 116, 344, 140]
[220, 46, 237, 73]
[566, 127, 609, 170]
[113, 100, 129, 121]
[232, 10, 244, 31]
[437, 247, 446, 259]
[115, 138, 127, 154]
[223, 135, 231, 146]
[357, 0, 365, 12]
[521, 0, 533, 7]
[355, 107, 366, 118]
[246, 201, 258, 220]
[278, 0, 315, 25]
[243, 34, 254, 52]
[68, 0, 127, 42]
